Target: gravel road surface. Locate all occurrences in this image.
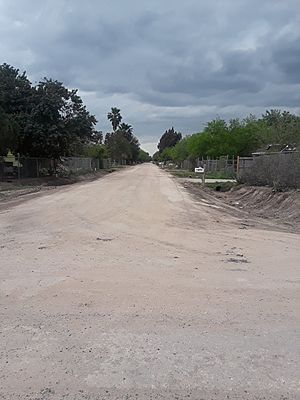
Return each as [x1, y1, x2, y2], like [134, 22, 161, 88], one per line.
[0, 164, 299, 399]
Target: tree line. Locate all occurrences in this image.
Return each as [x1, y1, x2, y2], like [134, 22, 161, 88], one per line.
[153, 111, 300, 163]
[0, 63, 150, 163]
[104, 107, 150, 164]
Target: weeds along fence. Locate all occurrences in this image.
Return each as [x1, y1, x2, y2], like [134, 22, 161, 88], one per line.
[238, 152, 300, 189]
[0, 155, 114, 181]
[170, 152, 300, 188]
[179, 156, 237, 175]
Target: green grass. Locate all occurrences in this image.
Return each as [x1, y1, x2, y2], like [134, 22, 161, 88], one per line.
[204, 170, 236, 179]
[169, 169, 236, 180]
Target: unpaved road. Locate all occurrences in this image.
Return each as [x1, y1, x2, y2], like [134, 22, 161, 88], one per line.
[0, 164, 299, 400]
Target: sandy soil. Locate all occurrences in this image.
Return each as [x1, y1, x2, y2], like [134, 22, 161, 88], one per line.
[182, 181, 300, 234]
[0, 164, 299, 399]
[0, 170, 114, 206]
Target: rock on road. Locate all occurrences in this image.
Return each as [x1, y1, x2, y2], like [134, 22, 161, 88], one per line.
[0, 164, 299, 400]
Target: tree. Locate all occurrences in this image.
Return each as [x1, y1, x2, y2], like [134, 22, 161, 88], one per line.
[105, 110, 141, 163]
[21, 79, 98, 158]
[184, 118, 261, 159]
[158, 127, 182, 152]
[160, 147, 175, 161]
[119, 124, 140, 162]
[171, 137, 190, 162]
[107, 107, 122, 132]
[118, 123, 133, 140]
[0, 63, 99, 158]
[84, 143, 107, 161]
[138, 149, 151, 163]
[0, 63, 33, 116]
[0, 63, 34, 154]
[0, 109, 17, 154]
[152, 151, 160, 162]
[261, 109, 300, 145]
[105, 131, 132, 163]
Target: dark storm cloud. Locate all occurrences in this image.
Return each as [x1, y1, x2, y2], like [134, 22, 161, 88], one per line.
[0, 0, 299, 153]
[271, 36, 300, 84]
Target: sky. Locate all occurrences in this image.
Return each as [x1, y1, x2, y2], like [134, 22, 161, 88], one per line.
[1, 0, 300, 154]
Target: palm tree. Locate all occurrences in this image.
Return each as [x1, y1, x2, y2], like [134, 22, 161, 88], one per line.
[107, 107, 122, 132]
[119, 123, 133, 141]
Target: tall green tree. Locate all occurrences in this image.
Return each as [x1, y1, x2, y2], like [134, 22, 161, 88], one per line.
[118, 123, 140, 162]
[105, 110, 140, 163]
[158, 127, 182, 152]
[107, 107, 122, 132]
[261, 109, 300, 145]
[0, 63, 33, 116]
[0, 108, 19, 154]
[0, 63, 99, 158]
[105, 131, 132, 163]
[119, 123, 133, 140]
[22, 79, 98, 158]
[0, 63, 34, 154]
[171, 137, 190, 162]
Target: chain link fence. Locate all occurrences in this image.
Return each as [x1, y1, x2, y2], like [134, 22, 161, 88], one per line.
[168, 152, 299, 188]
[178, 156, 236, 173]
[0, 154, 112, 181]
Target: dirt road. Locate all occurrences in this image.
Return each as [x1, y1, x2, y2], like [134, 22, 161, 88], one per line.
[0, 164, 299, 399]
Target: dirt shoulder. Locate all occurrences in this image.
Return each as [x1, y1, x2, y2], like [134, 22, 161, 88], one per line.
[0, 169, 117, 209]
[181, 180, 300, 234]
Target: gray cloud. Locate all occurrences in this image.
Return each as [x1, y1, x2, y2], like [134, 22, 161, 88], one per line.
[0, 0, 300, 154]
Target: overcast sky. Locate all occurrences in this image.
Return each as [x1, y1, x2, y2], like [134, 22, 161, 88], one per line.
[1, 0, 299, 154]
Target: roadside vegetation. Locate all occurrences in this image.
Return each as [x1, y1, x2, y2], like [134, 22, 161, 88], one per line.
[0, 63, 150, 164]
[153, 111, 300, 163]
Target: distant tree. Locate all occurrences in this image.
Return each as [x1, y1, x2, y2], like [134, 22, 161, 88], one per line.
[154, 110, 300, 164]
[105, 131, 132, 163]
[160, 147, 175, 161]
[171, 137, 190, 162]
[128, 135, 140, 163]
[106, 116, 141, 163]
[185, 118, 261, 159]
[138, 149, 151, 163]
[90, 130, 103, 145]
[204, 118, 228, 136]
[123, 129, 140, 163]
[261, 109, 300, 145]
[158, 127, 182, 152]
[107, 107, 122, 132]
[119, 123, 133, 140]
[84, 143, 107, 160]
[152, 151, 160, 162]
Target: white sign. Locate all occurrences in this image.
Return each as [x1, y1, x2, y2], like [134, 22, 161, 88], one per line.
[194, 167, 204, 173]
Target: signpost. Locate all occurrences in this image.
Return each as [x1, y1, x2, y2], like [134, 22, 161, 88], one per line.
[194, 167, 205, 184]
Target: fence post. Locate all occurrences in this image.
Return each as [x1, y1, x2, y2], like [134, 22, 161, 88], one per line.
[17, 153, 21, 180]
[36, 158, 39, 178]
[236, 156, 240, 175]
